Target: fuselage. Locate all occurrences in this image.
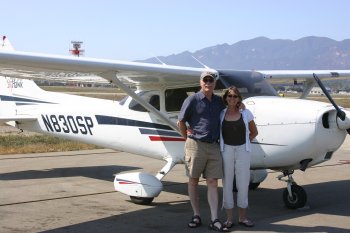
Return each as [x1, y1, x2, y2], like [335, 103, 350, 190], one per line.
[14, 87, 347, 172]
[2, 77, 348, 172]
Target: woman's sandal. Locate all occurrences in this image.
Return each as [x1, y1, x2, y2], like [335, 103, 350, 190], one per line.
[208, 219, 229, 232]
[188, 215, 202, 228]
[238, 218, 254, 227]
[223, 220, 234, 228]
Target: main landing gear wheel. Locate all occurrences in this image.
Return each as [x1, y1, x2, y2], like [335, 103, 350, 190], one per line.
[130, 196, 154, 205]
[283, 184, 307, 209]
[249, 182, 261, 190]
[232, 178, 261, 192]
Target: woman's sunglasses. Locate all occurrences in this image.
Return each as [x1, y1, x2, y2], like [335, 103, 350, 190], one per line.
[227, 94, 239, 98]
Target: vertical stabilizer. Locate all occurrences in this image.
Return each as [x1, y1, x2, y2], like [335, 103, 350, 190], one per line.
[1, 36, 15, 51]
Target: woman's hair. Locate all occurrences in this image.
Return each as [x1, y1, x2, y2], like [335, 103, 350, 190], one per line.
[222, 86, 243, 105]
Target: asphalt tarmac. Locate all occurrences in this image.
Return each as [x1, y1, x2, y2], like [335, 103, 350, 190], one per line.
[0, 138, 350, 233]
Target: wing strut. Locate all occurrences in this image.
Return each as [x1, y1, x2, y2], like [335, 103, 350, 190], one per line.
[300, 79, 315, 99]
[101, 72, 180, 133]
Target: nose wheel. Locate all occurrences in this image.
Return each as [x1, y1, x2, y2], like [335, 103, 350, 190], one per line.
[278, 170, 307, 209]
[130, 196, 154, 205]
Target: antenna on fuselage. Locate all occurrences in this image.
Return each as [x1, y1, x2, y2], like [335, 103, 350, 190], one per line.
[154, 56, 166, 65]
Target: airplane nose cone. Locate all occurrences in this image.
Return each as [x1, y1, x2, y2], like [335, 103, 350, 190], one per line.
[336, 109, 350, 132]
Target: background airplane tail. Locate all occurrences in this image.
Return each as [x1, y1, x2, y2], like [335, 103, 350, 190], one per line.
[0, 77, 18, 126]
[1, 36, 15, 51]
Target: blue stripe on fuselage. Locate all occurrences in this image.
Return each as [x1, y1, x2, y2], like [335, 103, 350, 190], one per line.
[0, 95, 54, 104]
[139, 128, 181, 137]
[95, 115, 172, 130]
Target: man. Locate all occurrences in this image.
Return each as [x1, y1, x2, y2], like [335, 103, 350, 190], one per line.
[177, 71, 228, 232]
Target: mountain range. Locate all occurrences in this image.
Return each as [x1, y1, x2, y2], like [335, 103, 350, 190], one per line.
[138, 36, 350, 70]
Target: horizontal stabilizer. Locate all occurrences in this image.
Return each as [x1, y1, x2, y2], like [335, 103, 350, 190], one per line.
[0, 115, 37, 124]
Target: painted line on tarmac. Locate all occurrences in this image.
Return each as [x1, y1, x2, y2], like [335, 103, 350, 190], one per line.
[0, 151, 120, 161]
[0, 191, 116, 207]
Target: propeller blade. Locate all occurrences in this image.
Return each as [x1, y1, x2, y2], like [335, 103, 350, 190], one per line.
[313, 73, 346, 121]
[313, 73, 350, 134]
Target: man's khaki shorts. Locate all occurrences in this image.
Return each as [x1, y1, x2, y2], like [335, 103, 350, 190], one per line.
[184, 138, 223, 179]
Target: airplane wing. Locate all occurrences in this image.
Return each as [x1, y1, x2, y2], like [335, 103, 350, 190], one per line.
[257, 69, 350, 98]
[1, 50, 350, 88]
[259, 70, 350, 80]
[0, 50, 215, 89]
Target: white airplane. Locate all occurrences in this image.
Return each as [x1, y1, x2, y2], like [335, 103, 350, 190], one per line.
[1, 36, 350, 209]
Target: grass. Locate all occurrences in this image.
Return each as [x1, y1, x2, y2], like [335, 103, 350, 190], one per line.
[0, 135, 100, 154]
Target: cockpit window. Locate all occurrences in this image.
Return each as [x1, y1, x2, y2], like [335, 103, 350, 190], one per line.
[128, 91, 160, 112]
[164, 70, 277, 112]
[149, 95, 160, 110]
[165, 87, 200, 112]
[124, 71, 276, 113]
[119, 96, 128, 106]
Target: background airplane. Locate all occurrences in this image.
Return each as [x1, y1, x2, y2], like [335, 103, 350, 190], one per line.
[1, 36, 14, 51]
[0, 37, 350, 209]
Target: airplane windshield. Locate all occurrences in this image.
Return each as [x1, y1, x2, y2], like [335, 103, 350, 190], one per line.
[216, 70, 277, 98]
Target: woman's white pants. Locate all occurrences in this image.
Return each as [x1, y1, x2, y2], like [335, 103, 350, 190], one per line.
[222, 144, 251, 209]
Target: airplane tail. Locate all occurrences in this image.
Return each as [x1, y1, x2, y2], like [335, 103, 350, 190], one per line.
[0, 77, 41, 127]
[0, 77, 18, 126]
[1, 36, 15, 51]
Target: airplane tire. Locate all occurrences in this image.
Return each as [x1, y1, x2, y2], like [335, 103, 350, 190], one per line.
[249, 182, 261, 190]
[282, 184, 307, 209]
[130, 196, 154, 205]
[232, 180, 260, 192]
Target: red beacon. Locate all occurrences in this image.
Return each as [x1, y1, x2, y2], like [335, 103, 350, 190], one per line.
[69, 41, 84, 57]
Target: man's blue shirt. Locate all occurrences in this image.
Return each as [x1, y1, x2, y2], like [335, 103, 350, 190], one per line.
[178, 91, 225, 143]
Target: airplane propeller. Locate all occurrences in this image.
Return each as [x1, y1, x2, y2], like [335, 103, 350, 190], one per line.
[313, 73, 350, 134]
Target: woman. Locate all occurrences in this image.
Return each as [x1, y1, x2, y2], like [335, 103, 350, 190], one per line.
[219, 86, 258, 228]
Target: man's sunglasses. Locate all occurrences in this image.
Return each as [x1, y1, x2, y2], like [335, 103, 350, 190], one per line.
[202, 77, 214, 83]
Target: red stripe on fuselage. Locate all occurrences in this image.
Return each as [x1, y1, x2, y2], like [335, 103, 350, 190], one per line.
[149, 136, 185, 141]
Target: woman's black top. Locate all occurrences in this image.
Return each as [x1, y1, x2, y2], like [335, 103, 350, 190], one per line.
[222, 115, 246, 146]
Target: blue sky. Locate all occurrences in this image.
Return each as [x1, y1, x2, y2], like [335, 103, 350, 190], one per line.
[2, 0, 349, 61]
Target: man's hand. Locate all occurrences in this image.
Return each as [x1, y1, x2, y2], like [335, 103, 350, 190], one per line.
[239, 102, 246, 110]
[177, 120, 188, 139]
[186, 127, 193, 136]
